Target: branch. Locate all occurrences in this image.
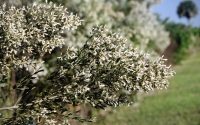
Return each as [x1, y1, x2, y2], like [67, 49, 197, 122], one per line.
[0, 105, 18, 110]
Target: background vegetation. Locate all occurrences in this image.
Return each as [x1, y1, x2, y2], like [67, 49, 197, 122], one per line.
[165, 22, 200, 64]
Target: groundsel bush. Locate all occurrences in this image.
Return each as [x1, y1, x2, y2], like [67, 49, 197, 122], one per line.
[0, 2, 174, 125]
[0, 2, 81, 81]
[53, 26, 174, 106]
[44, 0, 170, 53]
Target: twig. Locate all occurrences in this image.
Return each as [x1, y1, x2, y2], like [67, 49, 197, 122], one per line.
[0, 105, 18, 110]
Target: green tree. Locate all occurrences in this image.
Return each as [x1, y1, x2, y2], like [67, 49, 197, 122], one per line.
[177, 0, 198, 21]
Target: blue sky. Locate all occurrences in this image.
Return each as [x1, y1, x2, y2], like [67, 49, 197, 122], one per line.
[150, 0, 200, 27]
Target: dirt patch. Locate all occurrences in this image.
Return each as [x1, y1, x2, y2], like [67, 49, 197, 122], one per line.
[162, 40, 178, 65]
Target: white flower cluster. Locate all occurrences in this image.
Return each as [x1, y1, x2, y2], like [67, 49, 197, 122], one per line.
[0, 2, 81, 81]
[13, 26, 174, 124]
[0, 2, 174, 124]
[60, 0, 170, 52]
[49, 26, 174, 108]
[124, 1, 170, 52]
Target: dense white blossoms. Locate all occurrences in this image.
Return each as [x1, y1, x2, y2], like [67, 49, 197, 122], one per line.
[20, 27, 174, 124]
[55, 26, 174, 106]
[125, 1, 170, 51]
[0, 2, 174, 125]
[60, 0, 170, 53]
[0, 2, 81, 81]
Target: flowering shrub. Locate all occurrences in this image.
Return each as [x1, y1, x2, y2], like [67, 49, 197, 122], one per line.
[52, 26, 174, 106]
[43, 0, 170, 53]
[0, 2, 81, 81]
[0, 2, 174, 125]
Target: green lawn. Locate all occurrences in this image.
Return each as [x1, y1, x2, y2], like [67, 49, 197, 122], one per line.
[94, 53, 200, 125]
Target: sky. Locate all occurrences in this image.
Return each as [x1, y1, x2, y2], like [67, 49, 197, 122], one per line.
[150, 0, 200, 27]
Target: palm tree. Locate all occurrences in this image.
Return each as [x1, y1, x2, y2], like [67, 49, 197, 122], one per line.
[177, 0, 198, 21]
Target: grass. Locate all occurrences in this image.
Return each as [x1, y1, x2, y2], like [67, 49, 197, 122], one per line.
[93, 53, 200, 125]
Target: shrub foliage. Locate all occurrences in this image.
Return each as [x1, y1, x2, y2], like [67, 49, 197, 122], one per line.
[0, 2, 174, 125]
[41, 0, 170, 53]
